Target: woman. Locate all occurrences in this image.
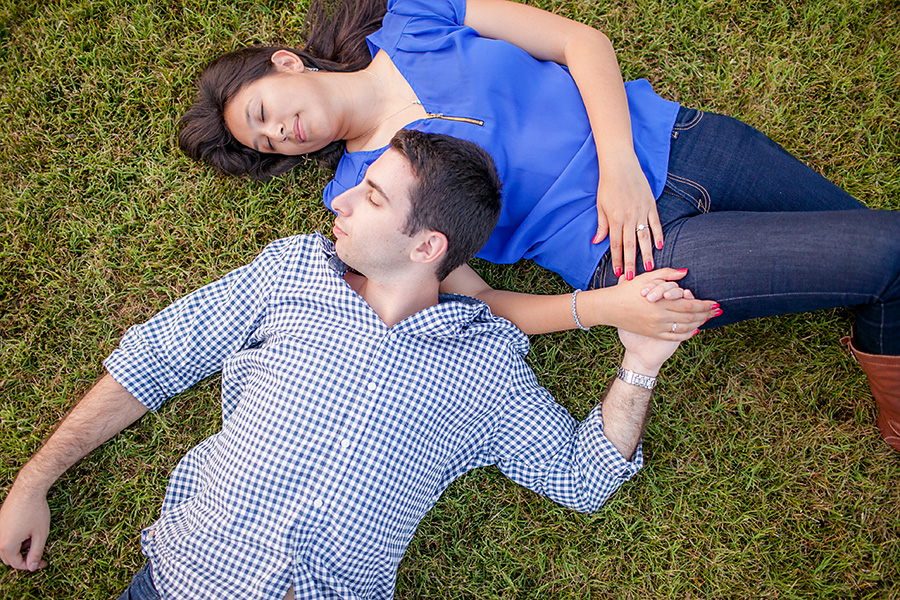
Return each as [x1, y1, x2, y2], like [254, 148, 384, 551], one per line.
[179, 0, 900, 450]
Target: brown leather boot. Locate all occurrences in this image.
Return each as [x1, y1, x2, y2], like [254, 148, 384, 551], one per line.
[841, 336, 900, 452]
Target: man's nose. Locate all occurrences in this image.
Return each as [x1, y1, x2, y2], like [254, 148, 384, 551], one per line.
[332, 184, 364, 215]
[331, 190, 352, 216]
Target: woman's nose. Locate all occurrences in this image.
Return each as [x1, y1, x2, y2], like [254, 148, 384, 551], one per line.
[267, 122, 287, 142]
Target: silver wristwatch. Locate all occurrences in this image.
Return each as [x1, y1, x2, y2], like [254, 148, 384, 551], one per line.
[616, 366, 657, 390]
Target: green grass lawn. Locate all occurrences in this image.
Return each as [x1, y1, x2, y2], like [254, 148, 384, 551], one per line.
[1, 0, 898, 598]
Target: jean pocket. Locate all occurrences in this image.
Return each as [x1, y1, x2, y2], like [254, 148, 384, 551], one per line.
[672, 107, 702, 134]
[663, 174, 711, 214]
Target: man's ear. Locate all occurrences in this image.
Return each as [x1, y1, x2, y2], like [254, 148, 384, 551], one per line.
[271, 50, 306, 73]
[410, 231, 448, 269]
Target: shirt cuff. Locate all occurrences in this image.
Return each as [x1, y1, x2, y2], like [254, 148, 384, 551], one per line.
[578, 408, 644, 479]
[103, 337, 172, 413]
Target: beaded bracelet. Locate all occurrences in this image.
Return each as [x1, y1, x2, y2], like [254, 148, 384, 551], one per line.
[571, 289, 590, 331]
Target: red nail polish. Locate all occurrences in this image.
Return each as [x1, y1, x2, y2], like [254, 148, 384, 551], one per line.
[626, 270, 634, 281]
[677, 268, 688, 274]
[692, 329, 700, 337]
[615, 267, 622, 278]
[657, 240, 664, 250]
[710, 303, 720, 310]
[645, 260, 653, 271]
[713, 309, 723, 317]
[591, 233, 600, 244]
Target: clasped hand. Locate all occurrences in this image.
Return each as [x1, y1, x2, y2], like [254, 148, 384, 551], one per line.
[613, 271, 719, 374]
[592, 268, 721, 341]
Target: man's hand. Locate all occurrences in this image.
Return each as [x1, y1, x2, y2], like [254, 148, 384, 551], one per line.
[601, 300, 686, 460]
[0, 374, 147, 572]
[577, 269, 719, 340]
[0, 485, 50, 571]
[617, 285, 693, 375]
[601, 323, 681, 461]
[618, 326, 682, 379]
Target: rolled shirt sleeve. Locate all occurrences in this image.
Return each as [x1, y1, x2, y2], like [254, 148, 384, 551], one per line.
[103, 239, 290, 411]
[491, 358, 642, 513]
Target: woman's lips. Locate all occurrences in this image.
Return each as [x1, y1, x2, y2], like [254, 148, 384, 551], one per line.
[293, 115, 305, 143]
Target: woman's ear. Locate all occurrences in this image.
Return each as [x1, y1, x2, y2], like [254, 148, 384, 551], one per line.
[270, 50, 306, 73]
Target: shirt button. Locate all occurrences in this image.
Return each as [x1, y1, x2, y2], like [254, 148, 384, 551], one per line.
[340, 439, 351, 449]
[313, 498, 324, 509]
[367, 382, 377, 391]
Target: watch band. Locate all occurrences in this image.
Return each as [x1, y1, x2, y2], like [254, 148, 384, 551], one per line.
[616, 366, 657, 390]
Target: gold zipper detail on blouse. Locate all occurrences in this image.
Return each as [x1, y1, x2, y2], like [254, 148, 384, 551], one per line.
[424, 113, 485, 126]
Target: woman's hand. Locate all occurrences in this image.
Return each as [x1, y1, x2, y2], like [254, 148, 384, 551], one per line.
[594, 156, 663, 280]
[463, 2, 664, 281]
[577, 269, 721, 340]
[441, 265, 720, 338]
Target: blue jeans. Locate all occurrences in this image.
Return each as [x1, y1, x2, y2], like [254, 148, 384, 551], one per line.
[118, 563, 160, 600]
[590, 107, 900, 355]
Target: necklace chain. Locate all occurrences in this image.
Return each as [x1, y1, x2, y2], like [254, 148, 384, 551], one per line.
[349, 70, 422, 143]
[362, 69, 420, 105]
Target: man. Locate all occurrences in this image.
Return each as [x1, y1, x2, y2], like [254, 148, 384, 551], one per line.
[0, 131, 680, 599]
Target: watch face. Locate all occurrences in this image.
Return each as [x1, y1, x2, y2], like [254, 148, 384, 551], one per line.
[617, 367, 656, 390]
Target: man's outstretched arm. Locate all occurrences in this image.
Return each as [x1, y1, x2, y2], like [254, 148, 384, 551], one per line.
[493, 286, 690, 513]
[596, 282, 695, 459]
[0, 373, 147, 571]
[601, 326, 681, 460]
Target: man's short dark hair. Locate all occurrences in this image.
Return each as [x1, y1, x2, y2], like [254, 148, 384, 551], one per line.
[389, 130, 502, 281]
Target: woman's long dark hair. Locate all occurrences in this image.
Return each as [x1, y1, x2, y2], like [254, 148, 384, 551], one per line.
[178, 0, 386, 180]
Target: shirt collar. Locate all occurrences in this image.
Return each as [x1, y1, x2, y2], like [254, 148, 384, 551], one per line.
[314, 232, 527, 347]
[317, 233, 349, 277]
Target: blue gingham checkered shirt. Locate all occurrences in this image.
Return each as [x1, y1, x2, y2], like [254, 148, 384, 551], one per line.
[103, 233, 642, 600]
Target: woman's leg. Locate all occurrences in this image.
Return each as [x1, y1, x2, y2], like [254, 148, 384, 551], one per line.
[592, 106, 900, 449]
[594, 207, 900, 354]
[652, 106, 900, 355]
[590, 205, 900, 449]
[590, 107, 900, 353]
[662, 107, 865, 216]
[664, 209, 900, 355]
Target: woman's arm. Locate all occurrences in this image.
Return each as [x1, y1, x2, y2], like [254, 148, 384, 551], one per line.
[441, 265, 719, 339]
[463, 0, 661, 281]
